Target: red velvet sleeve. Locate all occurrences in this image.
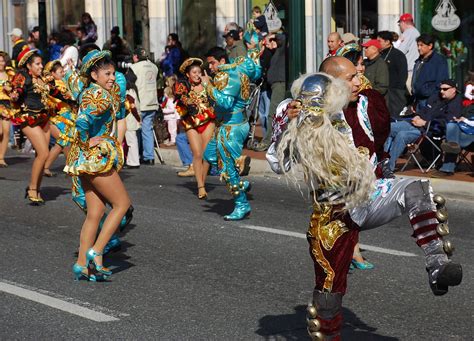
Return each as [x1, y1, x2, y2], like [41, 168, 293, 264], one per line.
[362, 89, 391, 160]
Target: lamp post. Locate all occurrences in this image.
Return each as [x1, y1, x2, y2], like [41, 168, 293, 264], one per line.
[288, 0, 306, 86]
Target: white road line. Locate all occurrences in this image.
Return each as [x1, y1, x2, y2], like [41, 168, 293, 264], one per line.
[0, 281, 120, 322]
[135, 204, 418, 257]
[238, 224, 418, 257]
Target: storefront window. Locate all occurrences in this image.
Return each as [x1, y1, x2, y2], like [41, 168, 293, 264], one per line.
[53, 0, 84, 30]
[178, 0, 216, 57]
[418, 0, 473, 85]
[333, 0, 377, 41]
[12, 3, 27, 32]
[122, 0, 142, 51]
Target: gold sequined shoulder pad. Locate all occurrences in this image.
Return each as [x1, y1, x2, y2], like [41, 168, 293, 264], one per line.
[80, 86, 112, 116]
[239, 72, 250, 101]
[213, 72, 229, 91]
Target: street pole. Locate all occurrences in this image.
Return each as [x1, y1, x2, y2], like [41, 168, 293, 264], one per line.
[288, 0, 306, 86]
[38, 0, 49, 61]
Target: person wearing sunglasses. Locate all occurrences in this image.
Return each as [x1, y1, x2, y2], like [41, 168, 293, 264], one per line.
[384, 79, 463, 171]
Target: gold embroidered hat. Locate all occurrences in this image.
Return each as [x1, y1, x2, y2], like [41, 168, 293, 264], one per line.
[43, 59, 62, 76]
[80, 49, 112, 75]
[179, 57, 203, 75]
[335, 43, 361, 57]
[17, 47, 39, 67]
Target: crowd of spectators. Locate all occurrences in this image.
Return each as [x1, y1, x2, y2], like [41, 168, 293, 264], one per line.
[322, 13, 473, 177]
[2, 9, 473, 178]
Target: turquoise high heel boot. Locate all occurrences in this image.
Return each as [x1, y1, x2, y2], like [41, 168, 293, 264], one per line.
[242, 180, 251, 193]
[86, 248, 112, 276]
[351, 259, 374, 270]
[99, 205, 134, 254]
[72, 263, 96, 282]
[224, 184, 251, 221]
[120, 205, 134, 232]
[103, 235, 122, 255]
[98, 213, 122, 256]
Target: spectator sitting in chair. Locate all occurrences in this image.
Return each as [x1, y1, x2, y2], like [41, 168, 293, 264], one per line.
[432, 103, 474, 177]
[384, 79, 463, 171]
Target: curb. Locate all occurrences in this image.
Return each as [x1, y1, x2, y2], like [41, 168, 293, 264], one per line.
[157, 147, 276, 177]
[157, 148, 474, 201]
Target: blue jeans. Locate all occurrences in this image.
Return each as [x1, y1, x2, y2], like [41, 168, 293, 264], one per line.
[385, 120, 421, 170]
[176, 132, 192, 166]
[439, 122, 474, 173]
[141, 110, 156, 161]
[258, 90, 271, 136]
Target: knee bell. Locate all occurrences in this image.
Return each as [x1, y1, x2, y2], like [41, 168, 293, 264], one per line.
[436, 208, 448, 223]
[307, 318, 321, 332]
[436, 223, 449, 236]
[308, 331, 324, 341]
[307, 304, 317, 319]
[443, 240, 455, 256]
[433, 194, 446, 209]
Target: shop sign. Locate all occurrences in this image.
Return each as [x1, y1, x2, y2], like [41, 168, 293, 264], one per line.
[431, 0, 461, 32]
[264, 1, 282, 33]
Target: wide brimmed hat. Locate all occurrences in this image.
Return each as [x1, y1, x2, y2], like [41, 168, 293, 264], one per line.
[179, 57, 203, 75]
[80, 49, 111, 75]
[341, 32, 359, 44]
[43, 59, 62, 76]
[335, 43, 361, 57]
[17, 47, 39, 67]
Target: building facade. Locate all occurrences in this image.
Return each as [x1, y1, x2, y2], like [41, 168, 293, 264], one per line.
[1, 0, 472, 85]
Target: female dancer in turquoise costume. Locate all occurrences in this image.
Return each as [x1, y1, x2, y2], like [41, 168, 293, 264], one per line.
[201, 44, 261, 220]
[42, 60, 77, 176]
[64, 50, 131, 281]
[64, 53, 133, 255]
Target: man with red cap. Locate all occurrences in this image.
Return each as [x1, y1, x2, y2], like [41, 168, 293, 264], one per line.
[362, 39, 389, 97]
[397, 13, 420, 93]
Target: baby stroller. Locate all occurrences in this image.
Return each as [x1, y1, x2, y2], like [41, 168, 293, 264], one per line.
[245, 82, 262, 149]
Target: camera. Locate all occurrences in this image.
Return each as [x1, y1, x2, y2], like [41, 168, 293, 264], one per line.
[118, 61, 133, 69]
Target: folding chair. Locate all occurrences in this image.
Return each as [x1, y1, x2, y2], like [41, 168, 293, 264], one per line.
[153, 129, 165, 165]
[401, 121, 442, 173]
[456, 142, 474, 172]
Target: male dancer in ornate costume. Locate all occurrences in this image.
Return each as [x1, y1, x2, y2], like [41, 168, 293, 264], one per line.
[267, 57, 462, 340]
[201, 45, 261, 220]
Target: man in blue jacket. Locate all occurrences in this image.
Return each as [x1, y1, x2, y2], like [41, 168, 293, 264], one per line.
[412, 33, 449, 111]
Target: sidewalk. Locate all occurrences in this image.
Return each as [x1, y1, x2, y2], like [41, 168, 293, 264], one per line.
[158, 143, 474, 200]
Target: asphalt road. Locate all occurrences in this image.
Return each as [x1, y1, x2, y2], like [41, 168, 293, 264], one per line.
[1, 153, 473, 340]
